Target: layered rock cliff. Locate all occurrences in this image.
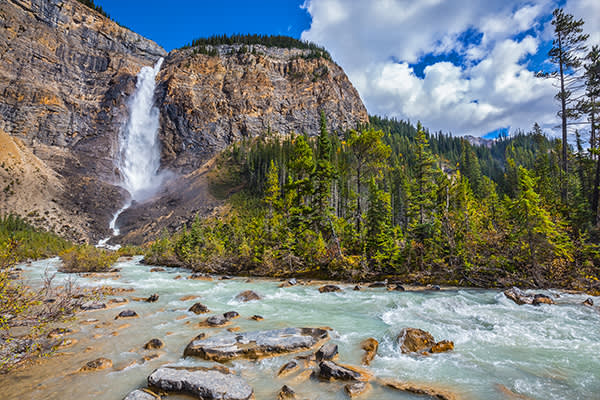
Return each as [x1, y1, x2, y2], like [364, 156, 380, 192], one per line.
[0, 0, 165, 240]
[157, 45, 368, 172]
[0, 0, 369, 243]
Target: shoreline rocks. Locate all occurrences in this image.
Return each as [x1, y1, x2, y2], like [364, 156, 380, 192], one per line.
[319, 285, 341, 293]
[184, 327, 329, 362]
[503, 287, 555, 306]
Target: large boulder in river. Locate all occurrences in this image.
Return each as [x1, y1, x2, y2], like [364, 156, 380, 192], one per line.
[318, 361, 369, 381]
[360, 338, 378, 365]
[148, 366, 253, 400]
[235, 290, 261, 302]
[189, 302, 210, 314]
[503, 287, 533, 305]
[398, 328, 435, 353]
[319, 285, 341, 293]
[184, 327, 329, 362]
[503, 287, 555, 306]
[397, 328, 453, 354]
[315, 342, 338, 361]
[123, 389, 160, 400]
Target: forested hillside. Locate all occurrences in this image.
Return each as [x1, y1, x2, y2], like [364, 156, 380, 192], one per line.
[146, 114, 599, 292]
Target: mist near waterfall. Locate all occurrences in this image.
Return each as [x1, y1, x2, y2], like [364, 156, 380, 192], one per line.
[118, 58, 166, 202]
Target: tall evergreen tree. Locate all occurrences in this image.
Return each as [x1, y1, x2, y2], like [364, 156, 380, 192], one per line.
[347, 128, 391, 233]
[548, 8, 588, 184]
[312, 111, 336, 234]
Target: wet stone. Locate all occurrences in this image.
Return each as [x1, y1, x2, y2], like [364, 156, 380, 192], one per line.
[144, 339, 164, 350]
[277, 360, 300, 377]
[79, 357, 112, 372]
[345, 382, 368, 397]
[115, 310, 139, 319]
[318, 361, 363, 381]
[189, 302, 210, 314]
[80, 301, 106, 311]
[123, 389, 160, 400]
[184, 327, 329, 362]
[223, 311, 239, 320]
[315, 342, 338, 361]
[235, 290, 261, 302]
[277, 385, 296, 400]
[147, 366, 253, 400]
[319, 285, 341, 293]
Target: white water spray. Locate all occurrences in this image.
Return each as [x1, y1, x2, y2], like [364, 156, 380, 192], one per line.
[118, 58, 164, 200]
[98, 58, 164, 247]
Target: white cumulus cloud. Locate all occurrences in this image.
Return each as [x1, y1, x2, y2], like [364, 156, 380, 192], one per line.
[301, 0, 599, 136]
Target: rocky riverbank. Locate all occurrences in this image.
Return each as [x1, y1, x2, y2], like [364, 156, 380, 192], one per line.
[1, 256, 598, 400]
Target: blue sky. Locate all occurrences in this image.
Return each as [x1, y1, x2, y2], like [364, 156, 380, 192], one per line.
[95, 0, 600, 138]
[95, 0, 310, 51]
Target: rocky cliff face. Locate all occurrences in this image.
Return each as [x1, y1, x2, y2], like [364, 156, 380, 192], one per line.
[0, 0, 369, 243]
[157, 45, 368, 172]
[0, 0, 165, 240]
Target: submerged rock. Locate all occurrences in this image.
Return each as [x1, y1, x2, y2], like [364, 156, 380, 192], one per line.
[146, 294, 159, 303]
[206, 315, 229, 327]
[345, 382, 369, 397]
[277, 360, 300, 377]
[360, 338, 378, 365]
[315, 342, 338, 361]
[319, 285, 341, 293]
[223, 311, 240, 320]
[183, 327, 329, 362]
[144, 339, 164, 350]
[116, 310, 139, 319]
[150, 267, 165, 272]
[79, 357, 112, 372]
[189, 302, 210, 314]
[148, 366, 253, 400]
[189, 273, 212, 281]
[123, 389, 160, 400]
[80, 301, 106, 311]
[503, 287, 533, 305]
[382, 379, 457, 400]
[277, 385, 296, 400]
[250, 315, 264, 321]
[430, 340, 454, 353]
[532, 294, 554, 305]
[235, 290, 262, 302]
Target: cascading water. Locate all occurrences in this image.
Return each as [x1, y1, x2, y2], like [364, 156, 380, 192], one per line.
[98, 58, 164, 247]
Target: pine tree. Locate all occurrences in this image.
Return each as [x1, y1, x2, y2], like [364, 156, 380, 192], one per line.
[347, 128, 391, 233]
[547, 8, 588, 187]
[509, 167, 572, 286]
[312, 111, 336, 234]
[365, 177, 395, 267]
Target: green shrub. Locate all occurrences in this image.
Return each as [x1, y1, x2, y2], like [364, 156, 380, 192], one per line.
[59, 245, 118, 273]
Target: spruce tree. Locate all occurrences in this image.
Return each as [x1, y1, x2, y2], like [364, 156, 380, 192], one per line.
[548, 8, 588, 184]
[312, 112, 336, 234]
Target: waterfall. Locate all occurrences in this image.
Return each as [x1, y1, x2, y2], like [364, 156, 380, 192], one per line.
[118, 58, 164, 201]
[98, 58, 164, 247]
